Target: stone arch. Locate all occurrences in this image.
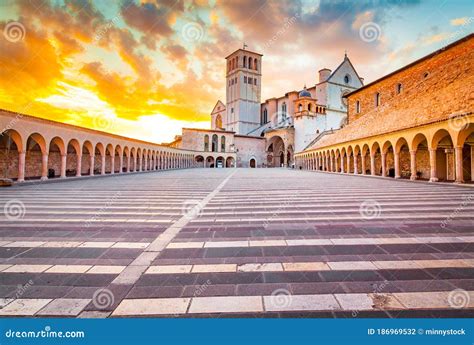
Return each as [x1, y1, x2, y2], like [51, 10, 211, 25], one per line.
[249, 157, 256, 168]
[394, 137, 410, 179]
[105, 144, 114, 174]
[66, 138, 81, 177]
[0, 129, 23, 180]
[25, 133, 47, 180]
[94, 142, 105, 175]
[206, 156, 215, 168]
[226, 156, 235, 168]
[123, 146, 130, 172]
[195, 155, 204, 167]
[370, 141, 382, 176]
[409, 133, 430, 180]
[346, 145, 354, 173]
[382, 140, 395, 177]
[353, 145, 362, 174]
[431, 129, 455, 181]
[361, 144, 370, 174]
[82, 140, 93, 176]
[456, 123, 474, 182]
[48, 136, 66, 178]
[114, 145, 122, 173]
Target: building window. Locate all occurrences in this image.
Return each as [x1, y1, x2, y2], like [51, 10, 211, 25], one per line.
[356, 100, 360, 113]
[211, 134, 218, 152]
[262, 109, 268, 124]
[221, 136, 226, 152]
[298, 103, 302, 112]
[243, 56, 247, 68]
[397, 83, 403, 94]
[254, 58, 258, 71]
[375, 93, 380, 107]
[204, 135, 209, 151]
[254, 79, 257, 85]
[231, 108, 234, 113]
[248, 77, 252, 84]
[282, 102, 287, 119]
[244, 76, 247, 83]
[248, 58, 252, 69]
[423, 72, 429, 79]
[308, 103, 312, 111]
[344, 74, 351, 84]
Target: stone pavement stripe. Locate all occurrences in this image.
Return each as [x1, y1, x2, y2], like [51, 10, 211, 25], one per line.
[79, 242, 116, 248]
[4, 264, 52, 273]
[86, 265, 126, 274]
[167, 236, 473, 249]
[111, 170, 237, 286]
[393, 291, 474, 309]
[140, 259, 474, 274]
[191, 264, 237, 273]
[112, 298, 191, 316]
[335, 293, 403, 311]
[36, 298, 90, 316]
[46, 265, 92, 274]
[263, 294, 341, 312]
[0, 299, 52, 316]
[188, 296, 263, 313]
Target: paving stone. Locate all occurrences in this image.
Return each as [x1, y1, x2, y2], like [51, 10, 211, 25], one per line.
[0, 299, 52, 316]
[264, 294, 341, 312]
[46, 265, 92, 274]
[283, 262, 330, 271]
[237, 263, 283, 272]
[37, 298, 90, 316]
[113, 298, 191, 316]
[87, 265, 126, 274]
[189, 296, 263, 313]
[4, 264, 52, 273]
[146, 265, 192, 274]
[328, 261, 378, 271]
[191, 264, 236, 273]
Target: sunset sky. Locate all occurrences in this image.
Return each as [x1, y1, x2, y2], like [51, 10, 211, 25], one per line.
[0, 0, 473, 143]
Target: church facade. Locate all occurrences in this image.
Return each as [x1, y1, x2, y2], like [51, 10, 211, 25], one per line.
[174, 46, 363, 168]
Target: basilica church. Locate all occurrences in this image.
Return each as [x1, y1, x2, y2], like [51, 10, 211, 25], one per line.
[171, 46, 363, 168]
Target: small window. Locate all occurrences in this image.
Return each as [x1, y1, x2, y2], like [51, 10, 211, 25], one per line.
[308, 104, 312, 111]
[298, 104, 302, 112]
[397, 83, 403, 94]
[423, 72, 429, 79]
[344, 74, 350, 84]
[254, 79, 257, 85]
[248, 77, 252, 84]
[244, 76, 247, 83]
[356, 100, 360, 113]
[231, 108, 234, 113]
[375, 93, 380, 107]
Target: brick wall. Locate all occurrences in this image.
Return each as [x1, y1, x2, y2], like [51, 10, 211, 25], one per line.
[347, 36, 473, 129]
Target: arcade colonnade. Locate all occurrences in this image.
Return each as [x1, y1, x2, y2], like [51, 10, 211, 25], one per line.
[296, 116, 474, 183]
[0, 111, 196, 182]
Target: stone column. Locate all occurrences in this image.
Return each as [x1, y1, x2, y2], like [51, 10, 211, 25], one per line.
[353, 155, 358, 175]
[138, 155, 142, 172]
[428, 148, 437, 182]
[41, 153, 49, 180]
[361, 154, 366, 175]
[90, 154, 94, 176]
[340, 156, 345, 173]
[119, 155, 123, 173]
[110, 155, 115, 175]
[127, 155, 131, 173]
[409, 150, 417, 180]
[370, 154, 375, 176]
[283, 150, 288, 168]
[455, 146, 464, 183]
[381, 153, 387, 177]
[335, 156, 339, 172]
[101, 155, 106, 175]
[394, 152, 400, 179]
[18, 151, 26, 182]
[330, 156, 334, 172]
[60, 154, 67, 178]
[76, 154, 82, 177]
[346, 155, 350, 174]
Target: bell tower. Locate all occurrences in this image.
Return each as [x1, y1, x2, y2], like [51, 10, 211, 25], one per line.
[225, 46, 262, 134]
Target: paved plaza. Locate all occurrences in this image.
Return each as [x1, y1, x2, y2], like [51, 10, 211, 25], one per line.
[0, 168, 473, 317]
